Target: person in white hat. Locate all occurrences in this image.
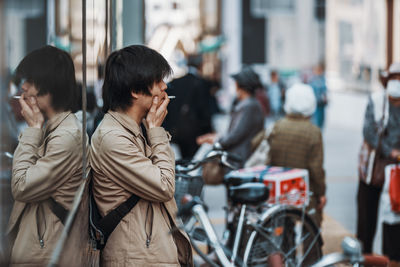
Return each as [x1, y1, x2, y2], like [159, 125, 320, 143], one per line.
[357, 62, 400, 262]
[386, 62, 400, 101]
[267, 83, 326, 264]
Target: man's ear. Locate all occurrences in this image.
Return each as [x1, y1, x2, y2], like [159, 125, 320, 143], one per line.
[131, 91, 139, 99]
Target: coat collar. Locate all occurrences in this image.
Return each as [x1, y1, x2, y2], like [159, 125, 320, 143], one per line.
[286, 114, 310, 120]
[108, 110, 143, 137]
[233, 97, 254, 112]
[45, 111, 71, 135]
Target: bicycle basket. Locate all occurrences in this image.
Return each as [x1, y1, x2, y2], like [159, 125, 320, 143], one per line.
[174, 174, 204, 210]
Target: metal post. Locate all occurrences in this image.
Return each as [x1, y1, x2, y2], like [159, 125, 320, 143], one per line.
[0, 0, 5, 251]
[47, 0, 56, 44]
[387, 0, 394, 68]
[105, 0, 109, 57]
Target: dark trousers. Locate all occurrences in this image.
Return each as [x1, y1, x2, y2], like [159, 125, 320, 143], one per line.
[383, 223, 400, 261]
[356, 181, 382, 253]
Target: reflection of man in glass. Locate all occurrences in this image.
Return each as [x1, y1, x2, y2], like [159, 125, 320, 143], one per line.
[7, 46, 88, 266]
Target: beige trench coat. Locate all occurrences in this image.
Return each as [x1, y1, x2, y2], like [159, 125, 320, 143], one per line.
[90, 111, 193, 267]
[7, 112, 89, 266]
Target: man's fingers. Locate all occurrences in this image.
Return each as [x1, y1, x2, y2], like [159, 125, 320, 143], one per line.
[161, 109, 168, 121]
[155, 97, 169, 119]
[159, 96, 170, 110]
[30, 97, 41, 113]
[29, 96, 35, 105]
[149, 96, 158, 114]
[19, 95, 32, 113]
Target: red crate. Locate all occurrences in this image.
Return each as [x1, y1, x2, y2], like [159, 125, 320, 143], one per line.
[228, 166, 309, 206]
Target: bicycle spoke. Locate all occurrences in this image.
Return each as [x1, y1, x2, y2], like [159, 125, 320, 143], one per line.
[296, 228, 321, 267]
[284, 232, 310, 259]
[251, 223, 283, 253]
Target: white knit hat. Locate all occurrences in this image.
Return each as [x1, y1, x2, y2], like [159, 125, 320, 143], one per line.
[388, 62, 400, 76]
[284, 83, 317, 117]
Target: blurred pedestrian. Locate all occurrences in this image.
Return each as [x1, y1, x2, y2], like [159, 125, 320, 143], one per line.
[266, 70, 285, 121]
[197, 66, 264, 168]
[309, 63, 328, 128]
[267, 83, 326, 264]
[7, 46, 89, 266]
[90, 45, 192, 266]
[357, 62, 400, 258]
[163, 54, 214, 159]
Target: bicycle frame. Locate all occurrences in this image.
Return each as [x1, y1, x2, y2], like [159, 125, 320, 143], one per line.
[185, 202, 235, 267]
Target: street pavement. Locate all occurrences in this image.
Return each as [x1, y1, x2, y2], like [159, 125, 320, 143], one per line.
[201, 90, 385, 256]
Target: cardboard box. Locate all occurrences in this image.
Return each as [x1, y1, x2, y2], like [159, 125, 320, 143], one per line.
[226, 165, 309, 206]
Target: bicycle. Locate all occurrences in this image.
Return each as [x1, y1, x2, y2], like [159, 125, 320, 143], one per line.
[174, 150, 323, 267]
[310, 236, 389, 267]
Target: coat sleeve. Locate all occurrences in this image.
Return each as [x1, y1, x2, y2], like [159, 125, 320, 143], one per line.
[362, 97, 392, 157]
[363, 97, 379, 149]
[218, 104, 258, 150]
[12, 128, 80, 202]
[307, 131, 326, 198]
[99, 127, 175, 202]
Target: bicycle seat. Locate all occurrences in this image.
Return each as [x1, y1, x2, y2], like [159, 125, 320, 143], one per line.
[229, 183, 269, 205]
[224, 173, 258, 186]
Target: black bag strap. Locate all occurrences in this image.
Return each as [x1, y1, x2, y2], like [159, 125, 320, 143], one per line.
[140, 123, 148, 142]
[48, 198, 69, 225]
[97, 194, 140, 237]
[89, 179, 140, 249]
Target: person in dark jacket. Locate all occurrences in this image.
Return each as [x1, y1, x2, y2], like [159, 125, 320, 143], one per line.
[163, 55, 215, 159]
[197, 66, 264, 167]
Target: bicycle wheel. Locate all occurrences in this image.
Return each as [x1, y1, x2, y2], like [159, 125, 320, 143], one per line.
[243, 205, 323, 267]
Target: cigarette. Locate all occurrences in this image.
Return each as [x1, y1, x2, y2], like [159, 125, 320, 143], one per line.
[168, 96, 176, 99]
[12, 96, 21, 99]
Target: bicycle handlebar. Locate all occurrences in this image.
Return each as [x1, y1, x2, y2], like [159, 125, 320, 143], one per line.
[176, 150, 242, 173]
[224, 151, 242, 162]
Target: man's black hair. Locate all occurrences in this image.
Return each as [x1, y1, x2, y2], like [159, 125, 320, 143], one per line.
[15, 45, 79, 112]
[102, 45, 172, 113]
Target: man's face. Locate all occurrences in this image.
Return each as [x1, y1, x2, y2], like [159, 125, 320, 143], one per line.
[21, 81, 51, 114]
[139, 80, 168, 112]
